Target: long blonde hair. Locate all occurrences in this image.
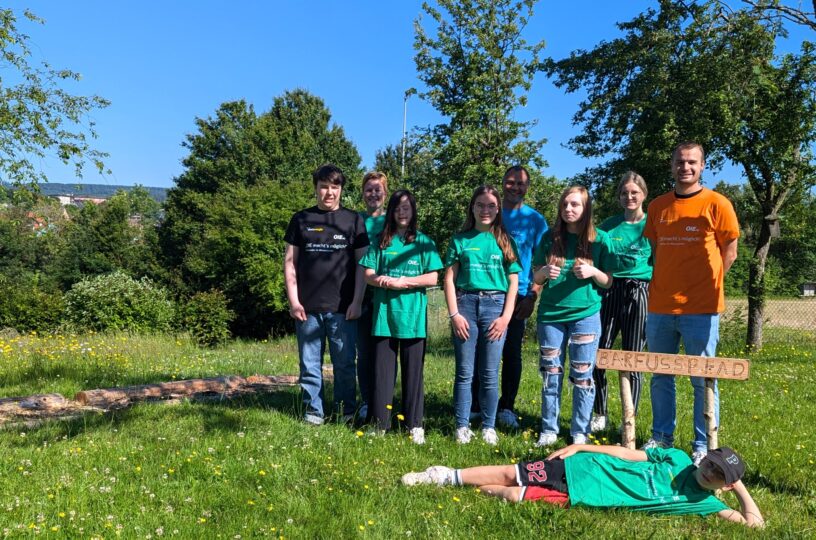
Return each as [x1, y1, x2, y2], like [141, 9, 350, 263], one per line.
[462, 185, 517, 264]
[548, 185, 596, 268]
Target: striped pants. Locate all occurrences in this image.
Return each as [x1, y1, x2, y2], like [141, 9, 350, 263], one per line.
[592, 278, 649, 417]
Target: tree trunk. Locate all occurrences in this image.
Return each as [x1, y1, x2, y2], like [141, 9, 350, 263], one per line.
[746, 216, 774, 349]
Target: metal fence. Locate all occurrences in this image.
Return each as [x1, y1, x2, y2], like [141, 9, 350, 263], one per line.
[426, 288, 816, 344]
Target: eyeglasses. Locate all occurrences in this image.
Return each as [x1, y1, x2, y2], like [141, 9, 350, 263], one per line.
[475, 203, 499, 212]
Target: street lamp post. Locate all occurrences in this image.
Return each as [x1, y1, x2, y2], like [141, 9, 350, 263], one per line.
[401, 88, 416, 178]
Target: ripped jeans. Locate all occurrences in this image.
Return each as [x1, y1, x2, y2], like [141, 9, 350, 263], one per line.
[538, 313, 601, 438]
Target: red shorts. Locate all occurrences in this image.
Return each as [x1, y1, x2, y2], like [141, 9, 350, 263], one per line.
[522, 486, 570, 506]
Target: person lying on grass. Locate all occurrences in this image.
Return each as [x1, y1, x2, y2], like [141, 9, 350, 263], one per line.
[401, 444, 764, 528]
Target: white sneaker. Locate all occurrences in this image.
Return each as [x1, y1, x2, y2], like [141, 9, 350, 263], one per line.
[641, 438, 672, 450]
[573, 433, 588, 445]
[496, 409, 520, 430]
[535, 432, 558, 448]
[590, 415, 607, 433]
[482, 428, 499, 446]
[455, 426, 475, 444]
[304, 413, 324, 426]
[692, 450, 707, 467]
[410, 427, 425, 445]
[401, 465, 455, 487]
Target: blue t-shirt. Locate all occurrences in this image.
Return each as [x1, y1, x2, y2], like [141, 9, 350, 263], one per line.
[503, 205, 548, 296]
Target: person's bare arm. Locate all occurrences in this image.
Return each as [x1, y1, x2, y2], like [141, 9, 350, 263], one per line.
[547, 444, 648, 462]
[444, 264, 469, 340]
[722, 237, 738, 274]
[716, 480, 765, 528]
[345, 247, 368, 320]
[284, 244, 306, 321]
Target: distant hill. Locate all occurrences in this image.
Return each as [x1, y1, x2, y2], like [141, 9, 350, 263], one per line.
[2, 182, 169, 202]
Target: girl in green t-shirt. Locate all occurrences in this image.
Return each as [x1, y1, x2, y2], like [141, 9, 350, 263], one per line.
[532, 185, 612, 448]
[361, 190, 443, 445]
[444, 185, 520, 446]
[591, 171, 653, 436]
[357, 171, 388, 423]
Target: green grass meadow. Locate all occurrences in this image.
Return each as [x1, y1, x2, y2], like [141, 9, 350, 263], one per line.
[1, 319, 815, 538]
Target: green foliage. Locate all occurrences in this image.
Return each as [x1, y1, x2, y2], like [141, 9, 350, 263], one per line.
[0, 272, 63, 332]
[181, 289, 235, 347]
[160, 91, 361, 336]
[63, 271, 174, 333]
[0, 8, 109, 185]
[409, 0, 555, 246]
[54, 187, 164, 287]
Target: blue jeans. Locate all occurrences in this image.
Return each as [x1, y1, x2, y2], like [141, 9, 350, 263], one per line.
[646, 313, 720, 452]
[296, 312, 357, 419]
[538, 313, 601, 438]
[453, 291, 507, 429]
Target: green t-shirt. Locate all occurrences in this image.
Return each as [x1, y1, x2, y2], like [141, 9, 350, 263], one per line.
[359, 231, 443, 338]
[359, 212, 386, 247]
[444, 230, 522, 292]
[565, 448, 729, 516]
[533, 230, 612, 323]
[599, 214, 653, 280]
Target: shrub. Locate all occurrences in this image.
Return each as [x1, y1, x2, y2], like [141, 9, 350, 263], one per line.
[181, 289, 235, 347]
[64, 271, 174, 332]
[0, 273, 64, 332]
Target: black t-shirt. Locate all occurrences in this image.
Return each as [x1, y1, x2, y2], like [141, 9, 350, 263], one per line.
[284, 206, 369, 313]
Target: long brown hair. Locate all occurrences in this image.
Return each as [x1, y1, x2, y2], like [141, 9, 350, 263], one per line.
[462, 185, 517, 264]
[379, 190, 417, 249]
[548, 185, 596, 268]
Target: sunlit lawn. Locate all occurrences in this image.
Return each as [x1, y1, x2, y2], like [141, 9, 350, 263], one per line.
[0, 321, 814, 538]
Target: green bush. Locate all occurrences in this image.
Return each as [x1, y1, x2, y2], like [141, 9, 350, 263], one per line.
[0, 273, 64, 332]
[181, 289, 235, 347]
[64, 271, 174, 332]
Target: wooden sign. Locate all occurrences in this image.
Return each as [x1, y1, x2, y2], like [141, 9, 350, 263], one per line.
[596, 349, 750, 380]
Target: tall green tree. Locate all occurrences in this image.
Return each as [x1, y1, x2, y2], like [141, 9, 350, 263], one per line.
[545, 0, 816, 348]
[160, 91, 361, 336]
[54, 188, 163, 288]
[0, 9, 109, 185]
[411, 0, 550, 244]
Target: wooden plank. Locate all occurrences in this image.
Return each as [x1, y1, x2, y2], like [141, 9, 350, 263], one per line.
[596, 349, 749, 380]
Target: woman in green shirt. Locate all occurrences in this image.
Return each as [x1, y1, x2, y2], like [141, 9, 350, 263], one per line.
[357, 171, 388, 421]
[360, 190, 443, 444]
[532, 185, 612, 448]
[591, 172, 652, 433]
[444, 185, 520, 446]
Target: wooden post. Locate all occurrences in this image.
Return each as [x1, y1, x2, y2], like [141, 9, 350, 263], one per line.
[704, 378, 718, 450]
[619, 371, 636, 449]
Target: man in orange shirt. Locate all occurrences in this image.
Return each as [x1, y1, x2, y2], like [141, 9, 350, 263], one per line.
[642, 142, 739, 466]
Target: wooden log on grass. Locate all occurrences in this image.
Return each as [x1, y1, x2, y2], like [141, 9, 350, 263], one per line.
[74, 374, 311, 409]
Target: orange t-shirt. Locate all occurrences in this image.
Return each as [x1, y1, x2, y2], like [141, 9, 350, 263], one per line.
[643, 188, 739, 314]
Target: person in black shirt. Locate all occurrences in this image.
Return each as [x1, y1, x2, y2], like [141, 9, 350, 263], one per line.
[284, 164, 370, 424]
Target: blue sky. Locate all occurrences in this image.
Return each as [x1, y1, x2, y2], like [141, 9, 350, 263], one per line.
[6, 1, 810, 189]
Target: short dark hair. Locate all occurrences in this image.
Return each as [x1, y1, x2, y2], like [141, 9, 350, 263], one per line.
[672, 142, 705, 163]
[503, 165, 530, 182]
[312, 164, 347, 187]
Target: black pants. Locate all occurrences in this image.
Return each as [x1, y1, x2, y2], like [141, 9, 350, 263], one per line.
[357, 302, 374, 414]
[592, 278, 648, 417]
[371, 337, 426, 430]
[471, 307, 527, 414]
